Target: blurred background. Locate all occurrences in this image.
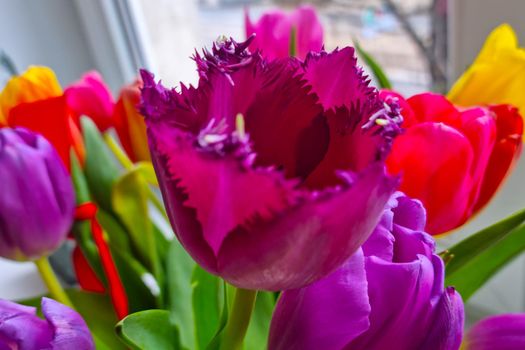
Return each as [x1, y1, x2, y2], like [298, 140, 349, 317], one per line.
[1, 0, 524, 325]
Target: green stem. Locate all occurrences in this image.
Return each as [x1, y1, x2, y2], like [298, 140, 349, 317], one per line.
[220, 288, 257, 350]
[34, 256, 74, 307]
[104, 133, 134, 170]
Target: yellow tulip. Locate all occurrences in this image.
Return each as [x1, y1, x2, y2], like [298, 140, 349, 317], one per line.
[0, 66, 62, 125]
[448, 24, 525, 122]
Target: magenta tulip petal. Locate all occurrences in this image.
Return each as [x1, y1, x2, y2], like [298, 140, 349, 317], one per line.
[41, 298, 94, 350]
[268, 250, 370, 350]
[149, 124, 299, 258]
[0, 128, 75, 260]
[65, 71, 114, 131]
[465, 314, 525, 350]
[303, 47, 378, 112]
[217, 165, 397, 290]
[142, 37, 401, 290]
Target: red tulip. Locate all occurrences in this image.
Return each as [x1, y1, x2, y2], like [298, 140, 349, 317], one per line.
[383, 91, 523, 234]
[8, 95, 85, 171]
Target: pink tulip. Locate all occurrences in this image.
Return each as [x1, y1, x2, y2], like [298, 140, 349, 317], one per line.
[245, 5, 323, 60]
[65, 71, 114, 131]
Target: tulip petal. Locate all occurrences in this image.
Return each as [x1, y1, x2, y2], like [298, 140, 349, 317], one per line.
[407, 93, 462, 127]
[291, 5, 324, 59]
[65, 71, 114, 131]
[7, 95, 83, 170]
[448, 24, 525, 119]
[464, 314, 525, 350]
[41, 297, 94, 349]
[349, 255, 463, 350]
[268, 250, 370, 350]
[217, 164, 397, 290]
[458, 108, 497, 212]
[387, 122, 474, 234]
[245, 9, 290, 60]
[474, 104, 523, 212]
[244, 59, 327, 180]
[0, 129, 74, 260]
[0, 299, 52, 350]
[302, 48, 401, 188]
[149, 125, 299, 258]
[303, 47, 378, 112]
[0, 66, 62, 125]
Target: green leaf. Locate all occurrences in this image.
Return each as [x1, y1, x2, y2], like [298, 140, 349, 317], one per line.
[166, 238, 196, 349]
[112, 249, 159, 312]
[71, 154, 106, 284]
[81, 117, 121, 211]
[19, 289, 124, 349]
[97, 208, 132, 252]
[354, 40, 392, 89]
[244, 292, 275, 350]
[192, 266, 223, 349]
[116, 310, 182, 350]
[112, 163, 164, 307]
[445, 208, 525, 301]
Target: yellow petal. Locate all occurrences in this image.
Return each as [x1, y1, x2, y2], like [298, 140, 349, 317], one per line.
[0, 66, 63, 124]
[448, 24, 525, 126]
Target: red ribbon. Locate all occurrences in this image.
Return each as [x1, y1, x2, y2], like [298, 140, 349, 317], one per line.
[75, 202, 129, 320]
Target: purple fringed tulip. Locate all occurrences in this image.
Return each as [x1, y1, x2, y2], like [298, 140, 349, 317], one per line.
[463, 314, 525, 350]
[140, 37, 401, 291]
[0, 297, 94, 349]
[269, 193, 465, 349]
[0, 128, 75, 261]
[245, 5, 323, 60]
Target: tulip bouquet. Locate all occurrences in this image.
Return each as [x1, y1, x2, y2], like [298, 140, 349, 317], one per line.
[1, 5, 525, 350]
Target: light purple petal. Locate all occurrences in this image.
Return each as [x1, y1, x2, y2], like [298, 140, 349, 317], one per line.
[269, 249, 370, 350]
[465, 314, 525, 350]
[0, 299, 52, 350]
[41, 297, 94, 350]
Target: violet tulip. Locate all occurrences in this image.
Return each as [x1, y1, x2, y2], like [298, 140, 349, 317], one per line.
[245, 5, 323, 60]
[140, 37, 400, 290]
[463, 314, 525, 350]
[0, 297, 94, 349]
[269, 192, 465, 349]
[382, 91, 523, 234]
[0, 128, 75, 261]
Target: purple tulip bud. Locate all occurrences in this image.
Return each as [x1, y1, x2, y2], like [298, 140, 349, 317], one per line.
[0, 128, 75, 261]
[0, 297, 94, 349]
[140, 37, 401, 291]
[269, 193, 465, 349]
